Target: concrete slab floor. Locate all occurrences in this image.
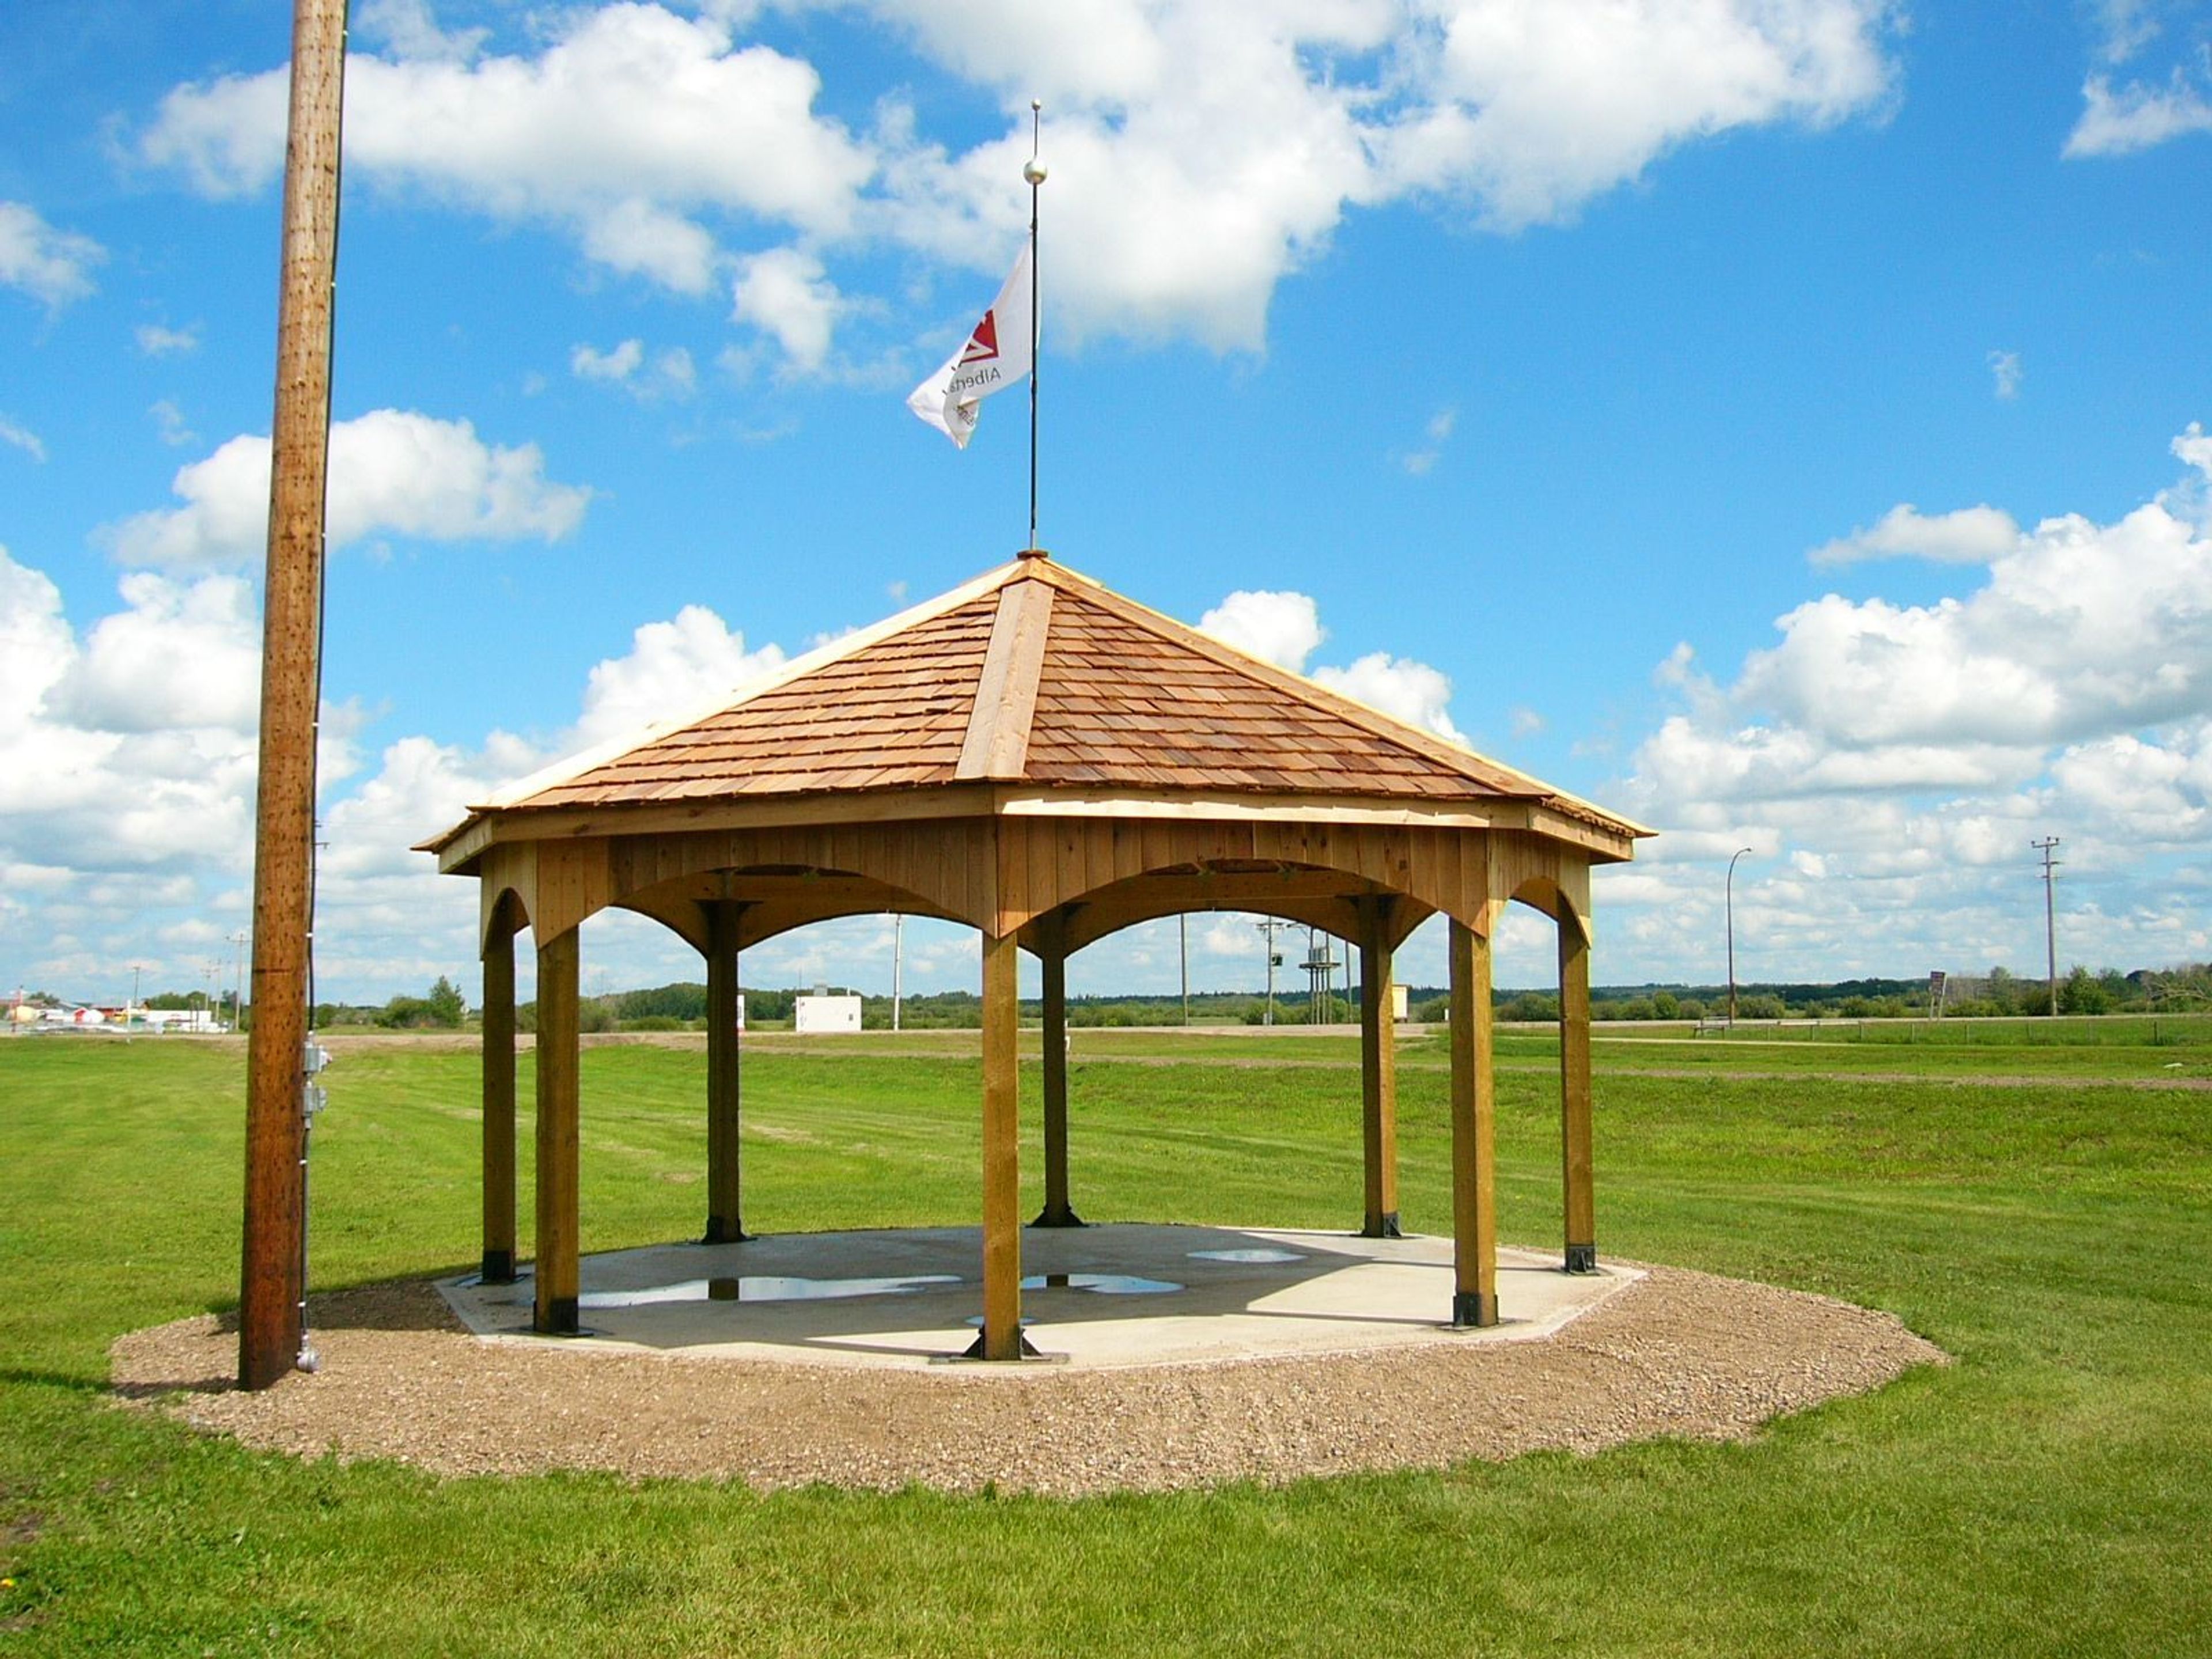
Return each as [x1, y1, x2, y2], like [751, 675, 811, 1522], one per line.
[438, 1224, 1643, 1372]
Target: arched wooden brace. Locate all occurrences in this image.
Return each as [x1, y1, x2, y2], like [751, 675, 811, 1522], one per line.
[1038, 868, 1385, 956]
[607, 824, 997, 935]
[475, 824, 1000, 949]
[607, 868, 969, 957]
[479, 889, 526, 1284]
[991, 817, 1490, 943]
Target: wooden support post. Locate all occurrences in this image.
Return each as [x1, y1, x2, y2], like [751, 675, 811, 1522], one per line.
[1032, 918, 1081, 1227]
[238, 0, 348, 1394]
[1560, 913, 1597, 1273]
[978, 928, 1026, 1358]
[480, 919, 517, 1283]
[534, 927, 581, 1336]
[1359, 897, 1402, 1237]
[703, 901, 751, 1244]
[1449, 916, 1498, 1327]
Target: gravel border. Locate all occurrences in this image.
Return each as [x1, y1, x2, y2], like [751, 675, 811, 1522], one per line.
[109, 1264, 1945, 1495]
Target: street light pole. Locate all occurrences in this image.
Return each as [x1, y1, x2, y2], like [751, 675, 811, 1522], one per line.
[1726, 847, 1753, 1025]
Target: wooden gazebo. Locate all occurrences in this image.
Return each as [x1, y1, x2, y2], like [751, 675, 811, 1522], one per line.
[421, 551, 1649, 1358]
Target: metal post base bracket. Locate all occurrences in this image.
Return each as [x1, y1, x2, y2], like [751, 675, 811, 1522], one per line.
[1360, 1211, 1404, 1240]
[960, 1328, 1045, 1361]
[701, 1218, 757, 1245]
[1450, 1291, 1499, 1329]
[536, 1297, 581, 1337]
[1565, 1243, 1599, 1274]
[480, 1248, 517, 1285]
[1028, 1205, 1087, 1228]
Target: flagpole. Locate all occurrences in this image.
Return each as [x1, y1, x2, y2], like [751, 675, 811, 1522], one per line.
[1023, 100, 1046, 553]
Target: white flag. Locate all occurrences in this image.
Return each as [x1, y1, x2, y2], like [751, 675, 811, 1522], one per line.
[906, 245, 1033, 449]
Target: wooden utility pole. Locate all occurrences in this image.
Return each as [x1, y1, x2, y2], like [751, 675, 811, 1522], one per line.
[240, 0, 348, 1392]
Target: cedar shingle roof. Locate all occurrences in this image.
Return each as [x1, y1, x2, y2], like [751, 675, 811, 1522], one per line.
[464, 555, 1643, 837]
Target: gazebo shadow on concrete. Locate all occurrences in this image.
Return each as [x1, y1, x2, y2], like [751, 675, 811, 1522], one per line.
[419, 551, 1650, 1361]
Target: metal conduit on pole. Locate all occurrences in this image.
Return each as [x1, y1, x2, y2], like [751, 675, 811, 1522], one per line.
[240, 0, 347, 1392]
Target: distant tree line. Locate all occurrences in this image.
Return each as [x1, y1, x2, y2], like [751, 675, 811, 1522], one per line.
[287, 959, 2212, 1036]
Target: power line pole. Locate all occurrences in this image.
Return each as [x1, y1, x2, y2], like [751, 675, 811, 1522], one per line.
[241, 0, 348, 1393]
[2033, 836, 2062, 1017]
[1255, 918, 1290, 1026]
[1179, 914, 1189, 1027]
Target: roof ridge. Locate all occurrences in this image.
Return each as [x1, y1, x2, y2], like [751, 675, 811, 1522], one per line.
[472, 559, 1028, 812]
[953, 576, 1055, 780]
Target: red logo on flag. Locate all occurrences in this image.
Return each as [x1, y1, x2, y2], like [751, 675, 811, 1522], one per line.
[959, 308, 1000, 365]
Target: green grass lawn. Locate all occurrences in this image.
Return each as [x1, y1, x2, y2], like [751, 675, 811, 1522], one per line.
[2, 1029, 2208, 1656]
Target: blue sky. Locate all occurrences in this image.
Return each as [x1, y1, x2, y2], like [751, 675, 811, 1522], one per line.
[5, 0, 2212, 1007]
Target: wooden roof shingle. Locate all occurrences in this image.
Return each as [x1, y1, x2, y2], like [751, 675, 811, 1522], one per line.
[443, 555, 1646, 842]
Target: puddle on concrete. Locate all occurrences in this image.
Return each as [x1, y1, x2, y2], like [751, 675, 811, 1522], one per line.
[1022, 1272, 1183, 1294]
[578, 1273, 960, 1309]
[1188, 1248, 1308, 1264]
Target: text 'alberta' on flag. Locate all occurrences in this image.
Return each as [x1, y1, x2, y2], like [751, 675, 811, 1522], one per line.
[906, 245, 1033, 449]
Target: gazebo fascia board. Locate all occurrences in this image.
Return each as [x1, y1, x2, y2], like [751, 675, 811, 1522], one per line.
[438, 807, 1606, 953]
[424, 785, 1642, 879]
[430, 554, 1646, 1353]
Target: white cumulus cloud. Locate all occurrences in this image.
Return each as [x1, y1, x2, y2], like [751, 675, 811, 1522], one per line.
[1315, 652, 1467, 744]
[1809, 503, 2022, 566]
[139, 6, 873, 253]
[1199, 589, 1326, 672]
[571, 338, 645, 382]
[730, 247, 843, 374]
[1606, 426, 2212, 981]
[134, 1, 1902, 356]
[1, 416, 46, 462]
[0, 201, 104, 308]
[573, 605, 789, 748]
[572, 338, 698, 400]
[103, 408, 592, 570]
[2066, 71, 2212, 156]
[1201, 585, 1465, 741]
[61, 573, 264, 734]
[135, 323, 200, 357]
